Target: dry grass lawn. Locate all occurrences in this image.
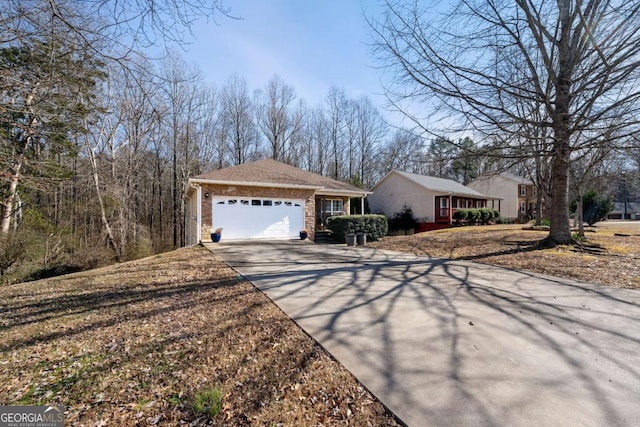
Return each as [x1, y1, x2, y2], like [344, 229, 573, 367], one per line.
[3, 222, 637, 426]
[0, 246, 400, 426]
[368, 222, 640, 289]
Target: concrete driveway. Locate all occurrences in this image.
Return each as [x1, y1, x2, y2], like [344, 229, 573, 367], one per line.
[210, 240, 640, 426]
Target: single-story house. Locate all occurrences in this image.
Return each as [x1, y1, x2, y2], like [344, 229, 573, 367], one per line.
[606, 202, 640, 220]
[368, 170, 495, 226]
[185, 159, 369, 244]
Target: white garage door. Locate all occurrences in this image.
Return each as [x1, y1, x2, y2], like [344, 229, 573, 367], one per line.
[212, 197, 305, 240]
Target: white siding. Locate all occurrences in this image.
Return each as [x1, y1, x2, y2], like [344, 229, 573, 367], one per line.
[368, 173, 436, 222]
[468, 176, 518, 219]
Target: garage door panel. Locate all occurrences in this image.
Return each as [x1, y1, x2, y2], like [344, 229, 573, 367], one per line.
[212, 197, 304, 240]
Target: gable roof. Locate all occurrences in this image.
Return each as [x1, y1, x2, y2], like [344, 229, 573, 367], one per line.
[377, 170, 491, 198]
[473, 172, 534, 186]
[190, 159, 368, 196]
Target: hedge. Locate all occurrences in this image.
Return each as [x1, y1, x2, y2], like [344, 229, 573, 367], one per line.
[326, 214, 388, 243]
[453, 208, 500, 225]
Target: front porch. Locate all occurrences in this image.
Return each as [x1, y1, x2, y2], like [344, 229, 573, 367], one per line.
[435, 195, 489, 224]
[314, 194, 370, 232]
[315, 196, 350, 230]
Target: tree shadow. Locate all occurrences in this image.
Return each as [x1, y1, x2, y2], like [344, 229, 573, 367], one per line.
[213, 240, 640, 426]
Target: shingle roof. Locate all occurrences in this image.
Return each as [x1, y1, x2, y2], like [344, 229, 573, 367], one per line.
[390, 170, 490, 198]
[192, 159, 366, 194]
[611, 202, 640, 213]
[474, 172, 533, 186]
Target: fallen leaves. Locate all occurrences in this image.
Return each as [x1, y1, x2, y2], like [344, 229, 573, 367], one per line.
[0, 246, 400, 426]
[368, 224, 640, 289]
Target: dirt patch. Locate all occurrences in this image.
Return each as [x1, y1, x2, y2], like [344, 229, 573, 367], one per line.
[0, 246, 400, 426]
[367, 223, 640, 289]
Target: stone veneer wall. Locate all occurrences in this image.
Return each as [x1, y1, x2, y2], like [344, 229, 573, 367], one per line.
[200, 184, 316, 241]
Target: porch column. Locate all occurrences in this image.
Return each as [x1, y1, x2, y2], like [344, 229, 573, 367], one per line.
[449, 194, 453, 224]
[361, 196, 365, 216]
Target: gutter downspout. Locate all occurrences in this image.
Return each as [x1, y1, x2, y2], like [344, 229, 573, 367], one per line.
[197, 185, 202, 243]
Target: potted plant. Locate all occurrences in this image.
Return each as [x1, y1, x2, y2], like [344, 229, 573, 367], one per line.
[345, 233, 356, 246]
[299, 229, 308, 240]
[211, 227, 223, 243]
[356, 231, 367, 246]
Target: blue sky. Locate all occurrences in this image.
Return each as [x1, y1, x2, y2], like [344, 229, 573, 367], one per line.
[180, 0, 389, 113]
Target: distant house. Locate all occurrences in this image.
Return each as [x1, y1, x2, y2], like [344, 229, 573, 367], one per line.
[606, 202, 640, 220]
[468, 173, 538, 222]
[185, 159, 369, 244]
[368, 170, 493, 227]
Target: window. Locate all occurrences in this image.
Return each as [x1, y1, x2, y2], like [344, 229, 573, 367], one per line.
[240, 200, 249, 205]
[440, 198, 448, 208]
[274, 201, 282, 206]
[251, 200, 261, 206]
[262, 200, 272, 206]
[227, 199, 237, 205]
[323, 199, 344, 215]
[520, 201, 526, 214]
[520, 185, 527, 197]
[533, 187, 537, 196]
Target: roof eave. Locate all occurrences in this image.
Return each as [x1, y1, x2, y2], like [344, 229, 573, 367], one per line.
[316, 189, 372, 197]
[188, 178, 369, 196]
[189, 178, 322, 190]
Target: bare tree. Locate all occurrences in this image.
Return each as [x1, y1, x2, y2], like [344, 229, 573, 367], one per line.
[159, 51, 209, 248]
[300, 106, 330, 175]
[255, 75, 304, 162]
[378, 129, 425, 175]
[1, 0, 232, 59]
[353, 96, 387, 188]
[372, 0, 640, 244]
[220, 74, 258, 166]
[326, 87, 348, 180]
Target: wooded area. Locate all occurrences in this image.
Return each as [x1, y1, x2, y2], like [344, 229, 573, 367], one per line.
[2, 0, 640, 283]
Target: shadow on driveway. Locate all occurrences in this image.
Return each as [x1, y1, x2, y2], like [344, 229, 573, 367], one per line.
[210, 240, 640, 427]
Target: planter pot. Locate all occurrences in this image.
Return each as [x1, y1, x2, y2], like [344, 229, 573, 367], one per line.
[356, 232, 367, 246]
[345, 233, 356, 247]
[211, 233, 221, 243]
[299, 231, 308, 240]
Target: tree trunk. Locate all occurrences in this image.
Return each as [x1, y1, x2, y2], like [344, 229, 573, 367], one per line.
[574, 194, 585, 237]
[535, 187, 543, 226]
[546, 0, 574, 246]
[0, 165, 21, 234]
[85, 138, 121, 261]
[547, 146, 573, 244]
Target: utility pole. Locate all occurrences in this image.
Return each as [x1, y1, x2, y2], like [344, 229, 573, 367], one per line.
[623, 173, 628, 220]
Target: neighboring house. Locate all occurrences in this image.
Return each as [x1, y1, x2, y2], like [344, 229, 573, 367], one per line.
[468, 173, 538, 222]
[606, 202, 640, 220]
[368, 170, 493, 226]
[185, 159, 369, 244]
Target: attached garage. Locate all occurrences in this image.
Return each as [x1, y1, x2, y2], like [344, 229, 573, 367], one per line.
[184, 159, 370, 244]
[212, 197, 304, 240]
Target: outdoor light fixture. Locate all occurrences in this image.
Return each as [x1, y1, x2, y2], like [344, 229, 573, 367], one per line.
[204, 192, 209, 198]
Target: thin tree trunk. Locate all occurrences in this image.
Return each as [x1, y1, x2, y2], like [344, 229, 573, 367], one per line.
[84, 135, 121, 261]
